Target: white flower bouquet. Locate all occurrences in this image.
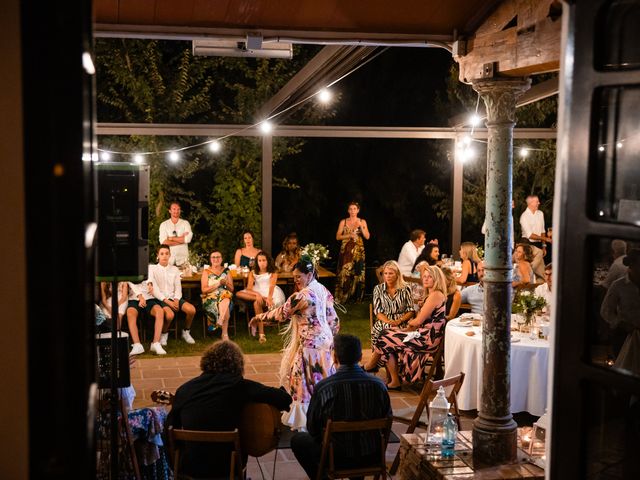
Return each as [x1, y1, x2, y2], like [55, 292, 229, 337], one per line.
[300, 243, 330, 268]
[512, 290, 546, 325]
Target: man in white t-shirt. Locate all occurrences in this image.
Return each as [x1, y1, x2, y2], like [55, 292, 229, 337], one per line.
[397, 229, 427, 276]
[148, 245, 197, 346]
[534, 263, 553, 315]
[519, 195, 552, 251]
[159, 202, 193, 266]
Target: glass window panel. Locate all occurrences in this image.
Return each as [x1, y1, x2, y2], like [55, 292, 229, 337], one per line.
[596, 0, 640, 71]
[591, 86, 640, 224]
[588, 236, 640, 379]
[583, 380, 640, 478]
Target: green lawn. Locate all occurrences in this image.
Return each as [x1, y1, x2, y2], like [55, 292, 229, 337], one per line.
[134, 301, 372, 358]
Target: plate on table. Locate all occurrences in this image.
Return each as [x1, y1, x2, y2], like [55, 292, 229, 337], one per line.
[451, 319, 473, 327]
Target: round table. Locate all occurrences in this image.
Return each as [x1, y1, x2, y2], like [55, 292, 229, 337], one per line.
[444, 319, 550, 416]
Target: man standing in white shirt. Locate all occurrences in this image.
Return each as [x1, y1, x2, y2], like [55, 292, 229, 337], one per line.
[159, 202, 193, 266]
[519, 195, 552, 264]
[534, 263, 553, 314]
[148, 245, 197, 346]
[397, 229, 427, 276]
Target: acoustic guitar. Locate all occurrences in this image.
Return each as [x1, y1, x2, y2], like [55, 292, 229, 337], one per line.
[151, 390, 282, 457]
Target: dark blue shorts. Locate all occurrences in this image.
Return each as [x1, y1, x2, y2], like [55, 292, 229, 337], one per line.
[127, 298, 162, 315]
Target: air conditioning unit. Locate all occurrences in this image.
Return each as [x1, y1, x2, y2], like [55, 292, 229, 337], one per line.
[192, 37, 293, 59]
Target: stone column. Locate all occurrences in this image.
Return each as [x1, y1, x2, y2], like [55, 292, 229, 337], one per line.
[471, 77, 531, 467]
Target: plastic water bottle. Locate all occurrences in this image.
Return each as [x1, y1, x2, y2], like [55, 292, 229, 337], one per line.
[426, 386, 450, 445]
[441, 413, 458, 458]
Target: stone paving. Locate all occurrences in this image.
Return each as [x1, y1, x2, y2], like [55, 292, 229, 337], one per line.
[130, 350, 473, 479]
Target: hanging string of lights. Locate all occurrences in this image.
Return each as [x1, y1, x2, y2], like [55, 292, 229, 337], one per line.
[96, 47, 390, 163]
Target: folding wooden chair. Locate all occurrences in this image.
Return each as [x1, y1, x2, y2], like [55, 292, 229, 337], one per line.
[389, 372, 465, 474]
[168, 426, 245, 480]
[316, 417, 392, 480]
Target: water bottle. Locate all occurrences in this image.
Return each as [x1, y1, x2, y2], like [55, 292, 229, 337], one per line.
[441, 413, 457, 458]
[426, 386, 450, 445]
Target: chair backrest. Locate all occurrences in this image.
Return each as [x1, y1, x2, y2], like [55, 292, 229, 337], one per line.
[169, 426, 245, 480]
[317, 417, 392, 480]
[389, 372, 465, 475]
[411, 372, 465, 432]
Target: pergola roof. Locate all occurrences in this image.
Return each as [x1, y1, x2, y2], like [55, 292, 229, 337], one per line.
[94, 0, 503, 42]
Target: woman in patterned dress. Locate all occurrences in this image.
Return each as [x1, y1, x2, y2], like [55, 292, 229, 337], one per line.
[364, 265, 447, 388]
[201, 250, 234, 340]
[371, 260, 415, 344]
[249, 257, 340, 430]
[334, 201, 370, 304]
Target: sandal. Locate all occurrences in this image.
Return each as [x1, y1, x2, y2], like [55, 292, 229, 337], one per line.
[259, 334, 267, 344]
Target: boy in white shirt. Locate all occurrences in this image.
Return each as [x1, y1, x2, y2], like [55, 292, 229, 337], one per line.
[126, 280, 167, 355]
[148, 244, 197, 346]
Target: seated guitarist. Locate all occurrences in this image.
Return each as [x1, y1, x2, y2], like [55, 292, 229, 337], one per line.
[165, 341, 292, 478]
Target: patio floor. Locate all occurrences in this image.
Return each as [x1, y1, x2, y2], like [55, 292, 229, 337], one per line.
[130, 350, 478, 479]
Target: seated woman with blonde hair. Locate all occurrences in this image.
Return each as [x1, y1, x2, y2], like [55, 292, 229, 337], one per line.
[456, 242, 482, 285]
[442, 267, 462, 320]
[371, 260, 415, 344]
[363, 265, 448, 389]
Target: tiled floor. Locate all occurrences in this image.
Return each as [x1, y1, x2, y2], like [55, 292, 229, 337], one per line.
[130, 350, 462, 479]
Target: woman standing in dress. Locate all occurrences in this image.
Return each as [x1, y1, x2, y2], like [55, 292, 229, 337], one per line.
[364, 265, 447, 388]
[334, 201, 370, 304]
[234, 230, 260, 268]
[249, 258, 340, 430]
[236, 251, 286, 343]
[201, 251, 235, 340]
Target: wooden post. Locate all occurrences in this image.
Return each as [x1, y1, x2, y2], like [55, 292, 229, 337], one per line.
[471, 77, 530, 468]
[261, 135, 272, 254]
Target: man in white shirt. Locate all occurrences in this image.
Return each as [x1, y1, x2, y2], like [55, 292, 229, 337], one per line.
[460, 262, 485, 314]
[148, 245, 197, 346]
[601, 239, 627, 289]
[534, 263, 553, 314]
[519, 195, 552, 256]
[397, 229, 427, 276]
[126, 280, 168, 355]
[159, 202, 193, 266]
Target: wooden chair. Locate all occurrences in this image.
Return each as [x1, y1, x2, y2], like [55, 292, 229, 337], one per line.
[168, 426, 245, 480]
[316, 417, 392, 480]
[389, 372, 465, 474]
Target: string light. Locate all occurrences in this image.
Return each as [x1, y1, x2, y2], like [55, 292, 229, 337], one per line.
[168, 151, 180, 162]
[317, 88, 332, 104]
[598, 145, 605, 152]
[100, 151, 112, 161]
[208, 140, 221, 153]
[97, 47, 391, 161]
[469, 113, 481, 127]
[260, 120, 273, 134]
[616, 141, 623, 149]
[519, 147, 529, 158]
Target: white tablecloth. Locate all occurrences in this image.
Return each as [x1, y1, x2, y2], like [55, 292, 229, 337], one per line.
[444, 321, 550, 416]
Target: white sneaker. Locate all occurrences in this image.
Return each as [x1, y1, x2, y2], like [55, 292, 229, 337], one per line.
[181, 329, 195, 344]
[150, 342, 167, 355]
[160, 332, 169, 346]
[129, 343, 145, 356]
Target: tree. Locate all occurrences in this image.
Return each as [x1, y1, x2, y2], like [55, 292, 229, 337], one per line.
[95, 39, 328, 260]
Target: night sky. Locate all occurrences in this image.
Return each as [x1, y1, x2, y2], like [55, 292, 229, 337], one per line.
[272, 46, 457, 273]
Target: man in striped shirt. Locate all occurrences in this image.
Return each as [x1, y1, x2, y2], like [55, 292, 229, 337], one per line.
[291, 334, 392, 479]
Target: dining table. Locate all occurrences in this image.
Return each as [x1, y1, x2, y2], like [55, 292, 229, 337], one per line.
[180, 265, 336, 289]
[444, 316, 550, 416]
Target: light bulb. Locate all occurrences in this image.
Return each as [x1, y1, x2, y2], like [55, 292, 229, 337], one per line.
[616, 141, 623, 149]
[260, 121, 273, 134]
[208, 140, 221, 153]
[469, 114, 481, 127]
[169, 151, 180, 162]
[318, 89, 332, 103]
[598, 145, 605, 152]
[519, 147, 529, 158]
[133, 154, 144, 164]
[100, 151, 112, 161]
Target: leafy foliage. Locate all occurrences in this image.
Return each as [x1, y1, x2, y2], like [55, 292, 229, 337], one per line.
[95, 39, 330, 260]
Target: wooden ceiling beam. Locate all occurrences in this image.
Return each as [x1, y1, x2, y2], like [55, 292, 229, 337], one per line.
[454, 0, 562, 83]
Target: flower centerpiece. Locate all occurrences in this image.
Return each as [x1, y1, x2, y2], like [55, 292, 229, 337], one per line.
[300, 243, 330, 269]
[512, 290, 547, 330]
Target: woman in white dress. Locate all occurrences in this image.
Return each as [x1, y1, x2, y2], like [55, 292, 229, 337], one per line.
[236, 251, 285, 343]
